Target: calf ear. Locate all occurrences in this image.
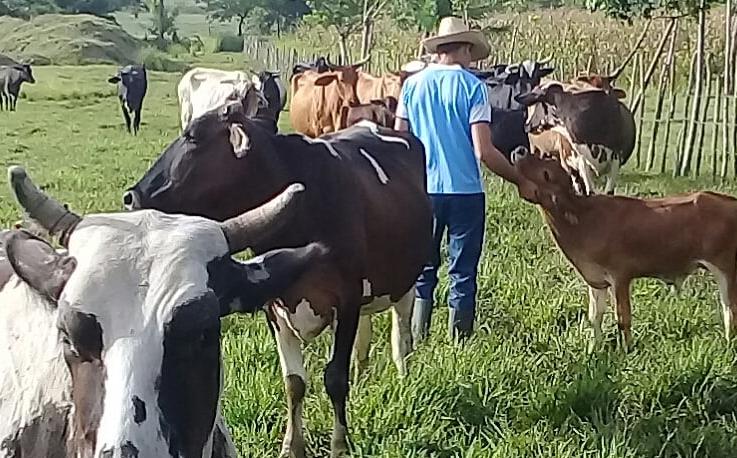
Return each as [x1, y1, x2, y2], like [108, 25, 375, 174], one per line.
[107, 76, 120, 84]
[313, 74, 338, 86]
[539, 67, 555, 78]
[228, 123, 251, 158]
[515, 86, 548, 106]
[5, 230, 77, 303]
[612, 88, 627, 99]
[220, 243, 329, 316]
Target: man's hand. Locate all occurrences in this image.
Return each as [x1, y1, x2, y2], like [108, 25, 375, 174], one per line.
[395, 118, 409, 132]
[471, 122, 520, 185]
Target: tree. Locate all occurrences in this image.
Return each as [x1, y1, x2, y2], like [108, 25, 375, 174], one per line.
[306, 0, 389, 62]
[206, 0, 260, 36]
[584, 0, 721, 19]
[143, 0, 178, 44]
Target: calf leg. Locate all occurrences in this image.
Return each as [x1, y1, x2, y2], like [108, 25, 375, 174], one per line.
[612, 281, 633, 350]
[352, 315, 371, 378]
[391, 291, 413, 377]
[704, 263, 737, 341]
[587, 286, 609, 352]
[271, 316, 307, 458]
[325, 307, 360, 457]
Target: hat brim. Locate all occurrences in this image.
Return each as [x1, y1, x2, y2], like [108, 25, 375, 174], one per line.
[422, 30, 490, 62]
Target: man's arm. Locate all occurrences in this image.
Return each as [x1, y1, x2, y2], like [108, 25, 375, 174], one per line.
[395, 118, 409, 132]
[471, 122, 520, 185]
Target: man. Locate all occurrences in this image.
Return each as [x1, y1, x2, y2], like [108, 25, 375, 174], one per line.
[395, 16, 519, 342]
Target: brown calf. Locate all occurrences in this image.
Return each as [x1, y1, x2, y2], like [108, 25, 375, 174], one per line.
[510, 147, 737, 350]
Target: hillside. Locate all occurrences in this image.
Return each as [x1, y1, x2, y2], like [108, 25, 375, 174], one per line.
[0, 14, 143, 65]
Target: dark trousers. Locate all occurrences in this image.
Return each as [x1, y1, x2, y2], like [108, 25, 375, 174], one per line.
[415, 193, 486, 316]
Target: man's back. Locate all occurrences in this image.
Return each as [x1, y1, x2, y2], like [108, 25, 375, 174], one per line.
[397, 64, 490, 194]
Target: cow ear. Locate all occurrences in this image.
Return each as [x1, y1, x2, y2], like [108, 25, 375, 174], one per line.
[612, 88, 627, 99]
[539, 68, 555, 78]
[107, 76, 120, 84]
[515, 87, 547, 106]
[220, 243, 329, 316]
[5, 230, 77, 303]
[228, 123, 251, 158]
[313, 74, 338, 86]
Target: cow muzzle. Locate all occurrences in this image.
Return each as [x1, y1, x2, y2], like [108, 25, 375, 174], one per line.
[122, 190, 140, 210]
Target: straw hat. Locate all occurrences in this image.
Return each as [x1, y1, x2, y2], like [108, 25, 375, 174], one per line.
[422, 17, 491, 62]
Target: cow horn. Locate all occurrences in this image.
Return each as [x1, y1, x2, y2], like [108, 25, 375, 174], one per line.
[538, 54, 553, 65]
[7, 166, 81, 247]
[220, 183, 305, 254]
[352, 55, 371, 68]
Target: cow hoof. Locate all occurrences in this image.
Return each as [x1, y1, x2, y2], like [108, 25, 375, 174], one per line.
[279, 448, 306, 458]
[330, 437, 349, 458]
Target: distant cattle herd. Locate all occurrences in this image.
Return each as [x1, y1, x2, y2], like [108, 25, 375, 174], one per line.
[3, 49, 737, 458]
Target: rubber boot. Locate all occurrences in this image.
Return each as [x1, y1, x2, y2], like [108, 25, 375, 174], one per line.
[411, 298, 433, 346]
[448, 308, 474, 343]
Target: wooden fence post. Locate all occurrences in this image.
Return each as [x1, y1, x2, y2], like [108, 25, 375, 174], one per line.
[712, 77, 723, 179]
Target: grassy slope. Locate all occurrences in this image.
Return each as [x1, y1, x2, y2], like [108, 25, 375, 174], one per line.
[2, 65, 737, 457]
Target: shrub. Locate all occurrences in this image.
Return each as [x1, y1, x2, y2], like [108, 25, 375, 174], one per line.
[215, 33, 244, 53]
[138, 47, 188, 73]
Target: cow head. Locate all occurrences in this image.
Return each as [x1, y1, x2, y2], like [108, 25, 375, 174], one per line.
[312, 57, 371, 105]
[479, 57, 554, 110]
[107, 65, 146, 87]
[4, 166, 326, 458]
[15, 63, 35, 84]
[510, 146, 575, 210]
[123, 101, 280, 221]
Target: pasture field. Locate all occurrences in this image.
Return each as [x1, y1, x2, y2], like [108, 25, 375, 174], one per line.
[2, 65, 737, 457]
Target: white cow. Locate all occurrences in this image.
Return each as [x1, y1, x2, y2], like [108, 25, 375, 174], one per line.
[0, 166, 325, 458]
[177, 67, 265, 130]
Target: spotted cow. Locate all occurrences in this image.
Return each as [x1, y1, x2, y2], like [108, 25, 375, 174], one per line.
[124, 101, 433, 458]
[0, 166, 325, 458]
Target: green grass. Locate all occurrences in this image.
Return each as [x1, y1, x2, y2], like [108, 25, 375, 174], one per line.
[2, 64, 737, 458]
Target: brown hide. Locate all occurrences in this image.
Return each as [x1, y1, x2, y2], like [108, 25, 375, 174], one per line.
[341, 97, 397, 129]
[356, 72, 404, 104]
[289, 67, 363, 137]
[512, 152, 737, 345]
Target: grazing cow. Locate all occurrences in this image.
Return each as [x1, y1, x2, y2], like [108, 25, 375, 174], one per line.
[177, 67, 264, 130]
[124, 102, 432, 458]
[0, 166, 325, 458]
[510, 148, 737, 350]
[0, 64, 35, 111]
[516, 81, 636, 195]
[289, 57, 370, 137]
[254, 70, 286, 133]
[341, 97, 397, 128]
[107, 65, 147, 135]
[356, 71, 404, 103]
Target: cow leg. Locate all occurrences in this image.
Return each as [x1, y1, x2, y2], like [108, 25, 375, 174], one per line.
[9, 92, 16, 111]
[352, 315, 372, 379]
[271, 317, 307, 458]
[612, 280, 633, 351]
[587, 286, 609, 353]
[390, 291, 413, 377]
[576, 156, 596, 195]
[704, 262, 737, 342]
[325, 307, 360, 457]
[133, 108, 142, 135]
[120, 103, 132, 134]
[604, 160, 620, 195]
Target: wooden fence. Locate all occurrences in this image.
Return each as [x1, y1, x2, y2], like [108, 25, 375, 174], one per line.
[241, 9, 737, 181]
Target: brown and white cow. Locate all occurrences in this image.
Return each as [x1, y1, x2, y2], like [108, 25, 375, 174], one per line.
[123, 103, 432, 458]
[0, 166, 325, 458]
[516, 81, 636, 195]
[510, 148, 737, 350]
[289, 57, 370, 137]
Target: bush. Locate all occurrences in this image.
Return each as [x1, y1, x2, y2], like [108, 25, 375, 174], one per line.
[215, 33, 243, 53]
[138, 47, 188, 73]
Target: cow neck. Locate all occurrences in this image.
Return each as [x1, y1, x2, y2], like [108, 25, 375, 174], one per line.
[539, 193, 595, 249]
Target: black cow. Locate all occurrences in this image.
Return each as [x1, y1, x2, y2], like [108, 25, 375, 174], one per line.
[254, 70, 286, 133]
[471, 59, 555, 160]
[290, 56, 329, 80]
[107, 65, 148, 135]
[124, 102, 432, 458]
[0, 64, 35, 111]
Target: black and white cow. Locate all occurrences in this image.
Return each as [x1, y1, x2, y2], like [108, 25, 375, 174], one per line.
[254, 70, 287, 132]
[0, 166, 326, 458]
[0, 63, 35, 111]
[107, 65, 148, 135]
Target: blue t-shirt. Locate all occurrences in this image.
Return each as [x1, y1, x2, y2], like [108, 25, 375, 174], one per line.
[396, 64, 492, 195]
